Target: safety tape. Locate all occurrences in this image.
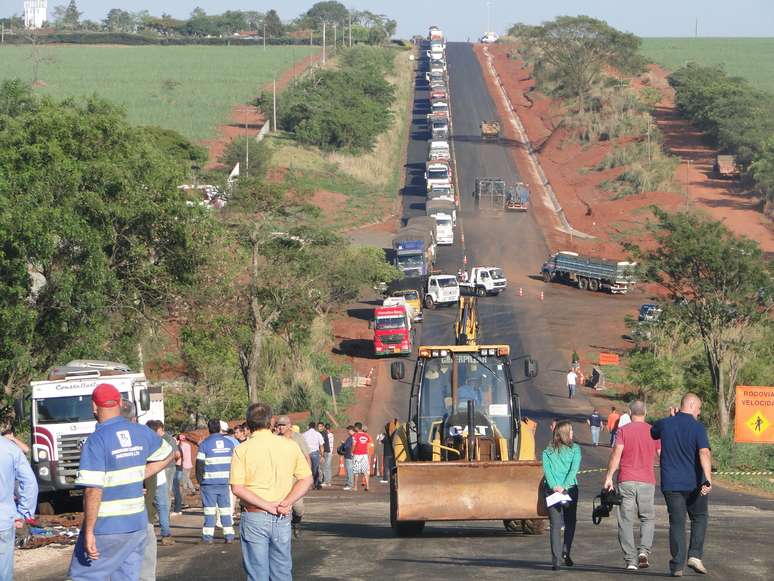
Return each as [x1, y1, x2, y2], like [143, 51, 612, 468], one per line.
[576, 468, 774, 476]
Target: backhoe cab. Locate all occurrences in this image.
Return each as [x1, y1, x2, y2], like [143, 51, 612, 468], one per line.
[388, 345, 546, 536]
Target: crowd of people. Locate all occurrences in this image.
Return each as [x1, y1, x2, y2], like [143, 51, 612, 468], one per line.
[1, 379, 715, 580]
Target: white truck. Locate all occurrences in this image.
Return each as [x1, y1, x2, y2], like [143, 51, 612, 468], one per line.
[433, 213, 454, 245]
[429, 101, 450, 119]
[424, 274, 460, 309]
[426, 161, 452, 191]
[458, 266, 508, 296]
[480, 32, 499, 43]
[426, 198, 457, 226]
[428, 140, 450, 161]
[18, 360, 164, 512]
[428, 183, 455, 204]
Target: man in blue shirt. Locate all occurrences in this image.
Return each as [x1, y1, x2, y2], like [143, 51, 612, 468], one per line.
[651, 393, 713, 577]
[195, 419, 235, 543]
[1, 429, 38, 581]
[68, 383, 172, 581]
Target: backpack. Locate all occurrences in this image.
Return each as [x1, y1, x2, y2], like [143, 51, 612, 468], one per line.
[336, 442, 346, 456]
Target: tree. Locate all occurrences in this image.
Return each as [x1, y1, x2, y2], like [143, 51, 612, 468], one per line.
[303, 1, 349, 27]
[218, 136, 273, 179]
[512, 15, 642, 113]
[263, 9, 283, 38]
[62, 0, 81, 29]
[103, 8, 134, 33]
[0, 83, 213, 411]
[627, 208, 774, 436]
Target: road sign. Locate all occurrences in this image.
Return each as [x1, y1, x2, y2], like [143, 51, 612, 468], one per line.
[735, 386, 774, 443]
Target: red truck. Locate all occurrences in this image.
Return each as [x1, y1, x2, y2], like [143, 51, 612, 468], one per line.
[372, 305, 413, 357]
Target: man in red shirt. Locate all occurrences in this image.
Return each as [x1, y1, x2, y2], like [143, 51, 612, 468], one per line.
[604, 400, 661, 571]
[350, 422, 372, 492]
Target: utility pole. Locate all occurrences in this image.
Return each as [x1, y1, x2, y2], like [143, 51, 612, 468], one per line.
[263, 22, 266, 50]
[272, 77, 277, 133]
[244, 107, 249, 177]
[348, 12, 352, 48]
[322, 21, 326, 65]
[486, 1, 492, 32]
[310, 29, 313, 47]
[695, 18, 698, 38]
[333, 22, 337, 51]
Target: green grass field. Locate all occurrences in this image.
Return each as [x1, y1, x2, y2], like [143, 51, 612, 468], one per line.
[0, 45, 318, 141]
[641, 38, 774, 94]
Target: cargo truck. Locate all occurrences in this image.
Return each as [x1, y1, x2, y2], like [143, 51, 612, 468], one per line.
[392, 238, 430, 277]
[458, 266, 508, 296]
[426, 161, 453, 191]
[474, 177, 506, 214]
[541, 251, 637, 294]
[372, 305, 414, 357]
[17, 360, 164, 513]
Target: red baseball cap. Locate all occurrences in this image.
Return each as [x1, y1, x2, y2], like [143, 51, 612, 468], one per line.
[92, 383, 121, 408]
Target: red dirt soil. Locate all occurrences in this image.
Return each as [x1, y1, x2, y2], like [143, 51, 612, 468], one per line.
[202, 52, 322, 169]
[475, 45, 774, 258]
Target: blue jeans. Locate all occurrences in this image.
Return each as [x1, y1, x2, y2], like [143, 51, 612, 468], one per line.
[240, 511, 292, 581]
[309, 451, 321, 488]
[590, 426, 601, 445]
[0, 527, 14, 581]
[154, 480, 171, 537]
[344, 458, 354, 487]
[201, 484, 234, 540]
[69, 528, 147, 581]
[664, 489, 709, 572]
[172, 468, 183, 512]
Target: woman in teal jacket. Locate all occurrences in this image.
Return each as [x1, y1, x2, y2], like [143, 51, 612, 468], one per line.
[542, 420, 582, 570]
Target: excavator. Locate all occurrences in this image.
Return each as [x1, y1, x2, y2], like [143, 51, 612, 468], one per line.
[388, 303, 547, 537]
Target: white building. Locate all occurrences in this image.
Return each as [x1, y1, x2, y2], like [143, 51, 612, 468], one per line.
[23, 0, 47, 29]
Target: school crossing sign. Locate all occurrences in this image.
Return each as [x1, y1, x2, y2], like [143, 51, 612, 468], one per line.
[735, 386, 774, 444]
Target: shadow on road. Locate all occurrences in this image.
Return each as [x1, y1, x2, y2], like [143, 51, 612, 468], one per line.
[388, 556, 664, 576]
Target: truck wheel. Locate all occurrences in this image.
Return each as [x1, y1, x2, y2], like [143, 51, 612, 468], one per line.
[476, 286, 486, 297]
[542, 271, 552, 283]
[577, 277, 589, 291]
[503, 519, 520, 532]
[588, 278, 600, 292]
[424, 295, 435, 309]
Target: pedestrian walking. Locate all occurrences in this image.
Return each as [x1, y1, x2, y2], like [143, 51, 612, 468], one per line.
[146, 420, 175, 546]
[566, 369, 578, 399]
[340, 426, 355, 490]
[195, 419, 236, 544]
[1, 423, 37, 581]
[651, 393, 713, 577]
[177, 434, 196, 496]
[276, 415, 311, 538]
[542, 421, 581, 571]
[325, 424, 334, 480]
[607, 407, 621, 447]
[618, 407, 632, 430]
[231, 403, 313, 581]
[351, 422, 372, 492]
[68, 383, 172, 580]
[587, 408, 603, 447]
[302, 423, 325, 489]
[317, 422, 333, 487]
[603, 400, 661, 570]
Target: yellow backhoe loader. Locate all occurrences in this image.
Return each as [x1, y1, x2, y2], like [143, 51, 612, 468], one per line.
[388, 344, 547, 537]
[455, 297, 479, 345]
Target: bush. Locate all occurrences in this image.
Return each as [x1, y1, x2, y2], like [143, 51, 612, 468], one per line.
[273, 47, 397, 153]
[601, 154, 680, 198]
[218, 136, 273, 179]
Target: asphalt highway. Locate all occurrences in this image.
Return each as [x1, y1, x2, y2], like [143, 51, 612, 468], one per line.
[19, 42, 774, 581]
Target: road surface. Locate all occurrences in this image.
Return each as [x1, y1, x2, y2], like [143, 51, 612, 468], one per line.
[16, 42, 774, 581]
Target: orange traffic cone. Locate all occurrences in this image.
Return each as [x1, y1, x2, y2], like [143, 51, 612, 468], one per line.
[338, 455, 345, 477]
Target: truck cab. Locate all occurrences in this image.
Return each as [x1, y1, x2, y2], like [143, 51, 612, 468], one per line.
[373, 305, 414, 357]
[425, 274, 460, 309]
[433, 213, 454, 245]
[426, 161, 452, 192]
[428, 140, 450, 161]
[22, 360, 163, 510]
[460, 267, 508, 296]
[430, 117, 449, 140]
[429, 101, 450, 119]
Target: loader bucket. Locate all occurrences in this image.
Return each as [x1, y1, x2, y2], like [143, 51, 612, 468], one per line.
[393, 460, 548, 522]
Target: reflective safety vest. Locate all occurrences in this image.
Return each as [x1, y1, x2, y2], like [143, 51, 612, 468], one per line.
[197, 434, 235, 485]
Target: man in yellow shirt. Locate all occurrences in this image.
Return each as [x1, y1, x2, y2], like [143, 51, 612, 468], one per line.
[230, 403, 312, 581]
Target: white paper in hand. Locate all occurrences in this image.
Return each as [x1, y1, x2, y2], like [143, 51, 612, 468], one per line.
[546, 491, 573, 507]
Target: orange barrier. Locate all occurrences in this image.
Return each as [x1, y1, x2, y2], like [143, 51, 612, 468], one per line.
[598, 352, 620, 366]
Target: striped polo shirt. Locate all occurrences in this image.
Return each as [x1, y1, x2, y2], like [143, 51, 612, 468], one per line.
[197, 434, 235, 485]
[75, 416, 171, 534]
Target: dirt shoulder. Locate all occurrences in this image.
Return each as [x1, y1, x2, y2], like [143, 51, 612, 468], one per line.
[201, 52, 322, 169]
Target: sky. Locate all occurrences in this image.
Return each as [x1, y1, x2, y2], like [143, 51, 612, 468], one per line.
[4, 0, 774, 39]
